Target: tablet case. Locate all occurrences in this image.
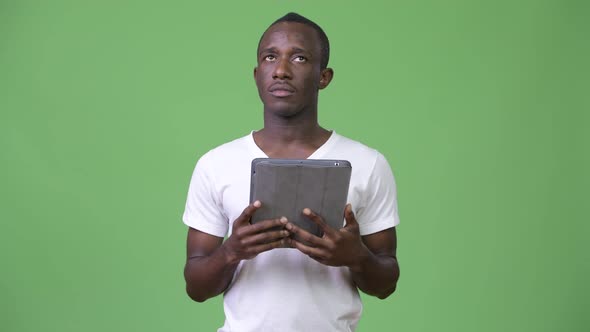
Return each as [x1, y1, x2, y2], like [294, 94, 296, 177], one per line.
[249, 158, 352, 237]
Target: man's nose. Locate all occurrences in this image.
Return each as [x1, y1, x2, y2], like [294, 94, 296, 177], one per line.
[272, 58, 292, 80]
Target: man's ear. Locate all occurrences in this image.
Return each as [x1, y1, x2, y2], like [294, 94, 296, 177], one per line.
[253, 67, 257, 80]
[319, 68, 334, 90]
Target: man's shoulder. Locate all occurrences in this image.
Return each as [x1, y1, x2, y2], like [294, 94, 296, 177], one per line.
[331, 132, 385, 162]
[196, 133, 252, 167]
[329, 133, 396, 180]
[206, 134, 251, 155]
[333, 133, 378, 155]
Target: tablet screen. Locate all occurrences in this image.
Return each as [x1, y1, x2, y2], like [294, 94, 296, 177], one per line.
[249, 158, 351, 237]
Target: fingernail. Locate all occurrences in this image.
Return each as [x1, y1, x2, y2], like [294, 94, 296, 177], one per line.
[303, 208, 311, 215]
[280, 216, 288, 223]
[253, 200, 261, 207]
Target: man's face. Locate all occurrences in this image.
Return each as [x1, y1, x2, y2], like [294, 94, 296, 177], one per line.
[254, 22, 330, 117]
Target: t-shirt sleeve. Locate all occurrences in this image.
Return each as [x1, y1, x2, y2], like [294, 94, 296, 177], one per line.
[356, 152, 400, 236]
[182, 156, 229, 237]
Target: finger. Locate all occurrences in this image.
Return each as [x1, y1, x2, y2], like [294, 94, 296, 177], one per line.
[241, 217, 288, 236]
[283, 237, 295, 248]
[241, 229, 290, 246]
[292, 240, 328, 261]
[343, 204, 359, 228]
[234, 201, 262, 227]
[285, 221, 326, 247]
[248, 237, 291, 256]
[302, 208, 336, 236]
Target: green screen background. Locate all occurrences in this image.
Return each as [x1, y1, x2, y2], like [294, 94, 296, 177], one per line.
[1, 1, 588, 331]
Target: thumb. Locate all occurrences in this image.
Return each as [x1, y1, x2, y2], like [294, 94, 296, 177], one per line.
[236, 200, 261, 227]
[343, 204, 358, 228]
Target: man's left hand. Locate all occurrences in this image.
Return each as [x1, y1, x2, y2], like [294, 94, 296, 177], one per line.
[286, 204, 369, 269]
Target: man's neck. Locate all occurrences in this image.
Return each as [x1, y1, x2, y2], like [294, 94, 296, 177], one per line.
[254, 110, 331, 159]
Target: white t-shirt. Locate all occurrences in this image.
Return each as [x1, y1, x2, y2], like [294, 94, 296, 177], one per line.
[183, 131, 400, 332]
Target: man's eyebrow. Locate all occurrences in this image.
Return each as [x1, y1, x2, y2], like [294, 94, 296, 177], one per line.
[259, 47, 278, 55]
[258, 47, 312, 56]
[291, 47, 310, 54]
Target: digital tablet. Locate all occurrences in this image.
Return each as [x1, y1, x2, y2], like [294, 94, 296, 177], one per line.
[249, 158, 352, 237]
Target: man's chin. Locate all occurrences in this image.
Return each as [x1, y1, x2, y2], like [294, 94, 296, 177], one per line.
[264, 104, 303, 118]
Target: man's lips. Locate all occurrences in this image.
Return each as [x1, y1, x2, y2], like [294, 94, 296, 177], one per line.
[269, 84, 295, 97]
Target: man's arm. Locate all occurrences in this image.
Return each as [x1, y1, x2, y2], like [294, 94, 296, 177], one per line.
[351, 227, 399, 299]
[184, 201, 290, 302]
[286, 204, 399, 299]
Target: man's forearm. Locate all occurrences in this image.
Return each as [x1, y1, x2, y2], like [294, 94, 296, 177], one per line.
[184, 244, 239, 302]
[350, 247, 400, 299]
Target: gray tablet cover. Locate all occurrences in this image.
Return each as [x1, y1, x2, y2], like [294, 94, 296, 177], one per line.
[249, 158, 352, 237]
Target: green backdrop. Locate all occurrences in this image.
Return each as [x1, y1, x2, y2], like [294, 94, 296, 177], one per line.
[1, 1, 588, 331]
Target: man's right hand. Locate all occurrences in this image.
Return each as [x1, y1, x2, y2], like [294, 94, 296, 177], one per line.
[221, 200, 290, 264]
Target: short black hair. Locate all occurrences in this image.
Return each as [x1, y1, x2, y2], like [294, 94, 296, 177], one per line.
[258, 12, 330, 69]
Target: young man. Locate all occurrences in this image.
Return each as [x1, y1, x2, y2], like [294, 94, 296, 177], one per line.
[183, 12, 400, 331]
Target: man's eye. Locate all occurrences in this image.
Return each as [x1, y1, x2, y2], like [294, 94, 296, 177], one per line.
[294, 56, 307, 62]
[264, 55, 276, 61]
